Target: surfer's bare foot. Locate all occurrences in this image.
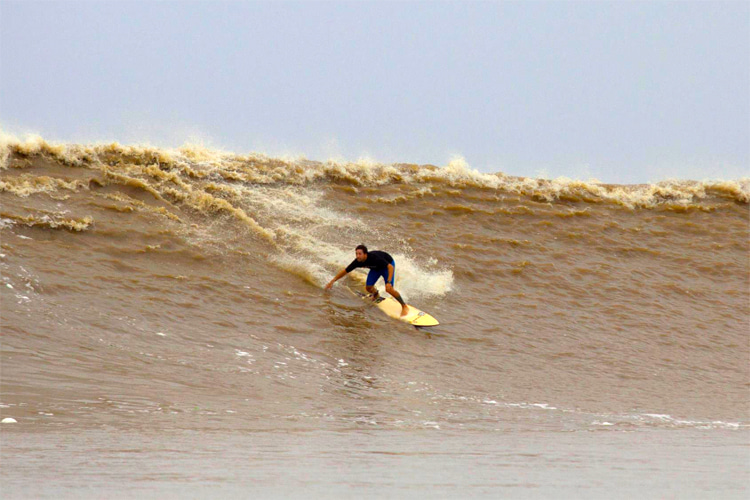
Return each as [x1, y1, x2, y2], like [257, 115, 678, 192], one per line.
[370, 292, 379, 301]
[400, 305, 409, 317]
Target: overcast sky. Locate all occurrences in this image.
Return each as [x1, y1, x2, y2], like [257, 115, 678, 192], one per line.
[1, 0, 748, 184]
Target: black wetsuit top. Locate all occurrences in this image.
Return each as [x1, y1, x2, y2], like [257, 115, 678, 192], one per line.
[346, 251, 394, 273]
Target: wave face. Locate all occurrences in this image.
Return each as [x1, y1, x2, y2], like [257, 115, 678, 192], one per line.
[1, 135, 748, 432]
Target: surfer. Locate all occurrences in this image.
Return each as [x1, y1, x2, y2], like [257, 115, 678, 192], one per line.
[325, 245, 410, 317]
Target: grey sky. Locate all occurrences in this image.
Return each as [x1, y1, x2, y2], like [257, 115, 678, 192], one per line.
[1, 0, 748, 184]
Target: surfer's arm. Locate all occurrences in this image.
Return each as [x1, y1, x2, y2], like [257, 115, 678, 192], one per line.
[325, 268, 348, 289]
[387, 263, 394, 284]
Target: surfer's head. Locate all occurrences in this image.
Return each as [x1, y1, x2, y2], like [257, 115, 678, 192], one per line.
[355, 244, 368, 262]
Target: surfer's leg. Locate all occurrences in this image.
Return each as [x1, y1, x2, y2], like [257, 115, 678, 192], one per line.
[382, 262, 407, 314]
[385, 283, 406, 305]
[365, 270, 380, 300]
[384, 283, 409, 316]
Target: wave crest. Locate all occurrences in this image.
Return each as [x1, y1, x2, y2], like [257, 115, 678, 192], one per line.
[2, 134, 747, 209]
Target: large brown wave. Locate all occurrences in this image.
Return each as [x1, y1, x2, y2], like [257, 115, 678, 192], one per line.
[1, 134, 748, 433]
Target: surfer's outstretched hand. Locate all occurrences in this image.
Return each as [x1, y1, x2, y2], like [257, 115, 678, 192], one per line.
[324, 281, 333, 290]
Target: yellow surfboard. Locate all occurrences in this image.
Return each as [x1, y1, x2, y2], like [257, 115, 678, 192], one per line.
[352, 290, 440, 327]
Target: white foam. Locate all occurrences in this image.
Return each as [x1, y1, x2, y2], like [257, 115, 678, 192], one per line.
[643, 413, 672, 420]
[636, 413, 746, 429]
[531, 403, 557, 410]
[2, 417, 17, 423]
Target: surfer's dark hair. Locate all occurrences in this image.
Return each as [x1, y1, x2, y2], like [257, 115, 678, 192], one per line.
[356, 244, 368, 254]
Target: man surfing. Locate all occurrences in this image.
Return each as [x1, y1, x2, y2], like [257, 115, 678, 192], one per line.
[325, 245, 409, 317]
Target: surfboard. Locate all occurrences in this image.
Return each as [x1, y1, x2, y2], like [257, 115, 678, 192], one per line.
[353, 290, 439, 327]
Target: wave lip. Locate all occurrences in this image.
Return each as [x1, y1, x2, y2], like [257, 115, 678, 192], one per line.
[2, 134, 747, 208]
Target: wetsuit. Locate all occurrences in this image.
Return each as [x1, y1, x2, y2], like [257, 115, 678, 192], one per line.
[346, 250, 396, 287]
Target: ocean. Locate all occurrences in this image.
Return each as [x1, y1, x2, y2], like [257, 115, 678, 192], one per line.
[1, 135, 748, 498]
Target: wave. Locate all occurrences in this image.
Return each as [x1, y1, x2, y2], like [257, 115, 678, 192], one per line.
[3, 134, 747, 209]
[0, 212, 93, 231]
[1, 131, 748, 432]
